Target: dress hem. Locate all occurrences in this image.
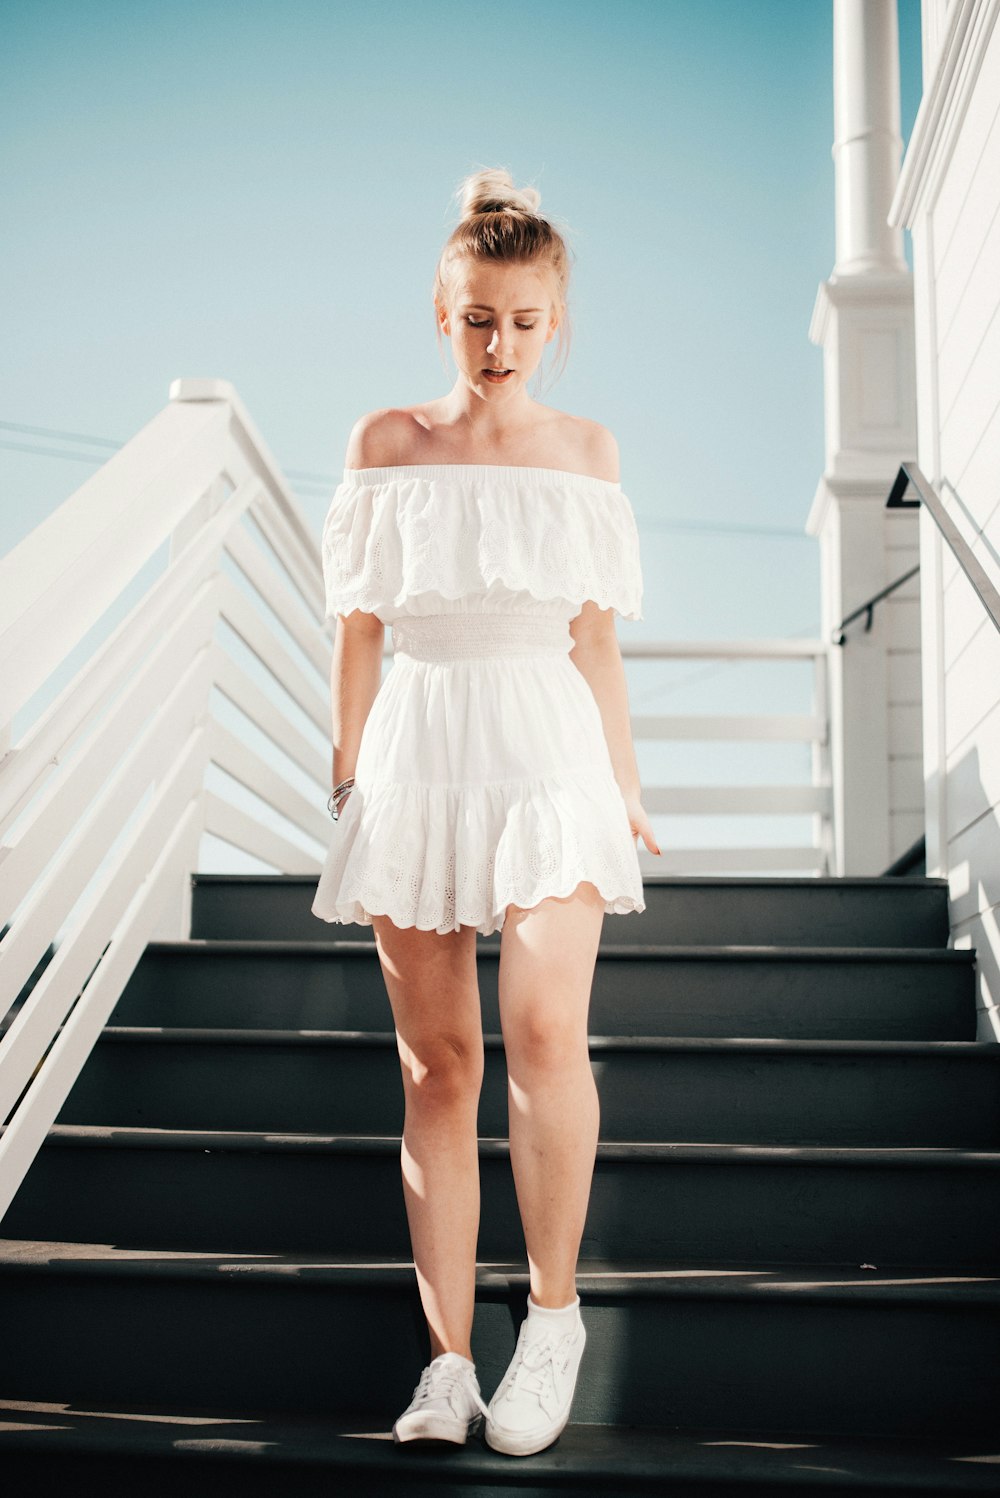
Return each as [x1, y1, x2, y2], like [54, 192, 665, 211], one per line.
[310, 880, 646, 938]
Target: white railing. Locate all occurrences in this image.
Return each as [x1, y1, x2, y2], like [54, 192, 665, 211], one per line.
[0, 376, 834, 1223]
[624, 638, 832, 875]
[0, 377, 334, 1222]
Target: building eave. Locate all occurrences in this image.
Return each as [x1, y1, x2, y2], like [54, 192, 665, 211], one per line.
[889, 0, 1000, 228]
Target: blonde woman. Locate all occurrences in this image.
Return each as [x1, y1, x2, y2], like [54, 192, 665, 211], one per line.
[312, 166, 660, 1458]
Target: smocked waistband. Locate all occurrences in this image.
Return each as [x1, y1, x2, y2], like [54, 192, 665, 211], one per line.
[391, 614, 572, 661]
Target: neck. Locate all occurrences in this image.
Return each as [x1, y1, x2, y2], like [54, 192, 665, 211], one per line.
[442, 378, 539, 443]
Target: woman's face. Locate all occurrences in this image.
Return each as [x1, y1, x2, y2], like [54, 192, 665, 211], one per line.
[438, 258, 559, 402]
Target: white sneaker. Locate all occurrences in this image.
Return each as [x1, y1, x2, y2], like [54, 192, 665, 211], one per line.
[484, 1296, 587, 1456]
[392, 1350, 491, 1445]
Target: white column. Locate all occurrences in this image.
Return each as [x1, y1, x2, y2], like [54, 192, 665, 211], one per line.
[808, 0, 920, 875]
[833, 0, 909, 276]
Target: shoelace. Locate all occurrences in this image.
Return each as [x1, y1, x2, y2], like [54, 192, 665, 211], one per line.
[500, 1324, 578, 1407]
[411, 1358, 491, 1421]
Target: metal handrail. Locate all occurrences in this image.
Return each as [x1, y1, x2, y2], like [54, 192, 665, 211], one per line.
[832, 564, 921, 645]
[887, 461, 1000, 636]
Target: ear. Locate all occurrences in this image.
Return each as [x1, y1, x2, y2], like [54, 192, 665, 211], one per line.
[435, 299, 451, 338]
[545, 312, 559, 345]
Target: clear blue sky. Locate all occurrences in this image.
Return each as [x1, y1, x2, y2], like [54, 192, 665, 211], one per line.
[0, 0, 924, 860]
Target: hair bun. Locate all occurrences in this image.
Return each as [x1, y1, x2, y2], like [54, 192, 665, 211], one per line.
[459, 166, 542, 220]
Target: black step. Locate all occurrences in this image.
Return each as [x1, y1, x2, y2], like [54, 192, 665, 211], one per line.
[7, 1128, 1000, 1266]
[191, 873, 953, 950]
[109, 942, 978, 1041]
[4, 1399, 999, 1497]
[57, 1028, 1000, 1147]
[1, 1244, 998, 1441]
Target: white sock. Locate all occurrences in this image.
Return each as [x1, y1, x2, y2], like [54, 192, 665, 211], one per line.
[526, 1291, 580, 1322]
[433, 1350, 475, 1367]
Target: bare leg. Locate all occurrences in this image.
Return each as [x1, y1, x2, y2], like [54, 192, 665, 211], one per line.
[497, 881, 605, 1308]
[371, 914, 484, 1361]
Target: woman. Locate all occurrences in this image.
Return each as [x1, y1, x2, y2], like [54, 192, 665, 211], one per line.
[311, 165, 661, 1458]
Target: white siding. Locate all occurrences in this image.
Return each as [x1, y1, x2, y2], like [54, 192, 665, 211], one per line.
[880, 512, 924, 860]
[904, 4, 1000, 1039]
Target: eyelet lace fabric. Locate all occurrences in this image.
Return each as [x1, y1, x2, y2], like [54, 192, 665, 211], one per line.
[320, 464, 644, 623]
[311, 465, 646, 936]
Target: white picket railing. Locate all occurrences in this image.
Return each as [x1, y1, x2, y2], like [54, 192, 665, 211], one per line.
[625, 637, 832, 875]
[0, 377, 334, 1221]
[0, 375, 833, 1223]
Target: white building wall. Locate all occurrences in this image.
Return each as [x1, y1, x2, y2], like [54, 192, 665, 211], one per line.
[891, 0, 1000, 1039]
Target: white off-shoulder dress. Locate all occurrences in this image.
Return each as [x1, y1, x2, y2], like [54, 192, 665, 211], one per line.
[310, 464, 646, 937]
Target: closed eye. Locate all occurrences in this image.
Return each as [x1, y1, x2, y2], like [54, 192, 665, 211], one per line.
[466, 317, 537, 331]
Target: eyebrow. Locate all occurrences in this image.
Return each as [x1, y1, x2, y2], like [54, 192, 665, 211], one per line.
[464, 303, 544, 313]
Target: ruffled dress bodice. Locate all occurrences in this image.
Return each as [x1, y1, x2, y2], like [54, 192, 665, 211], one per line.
[311, 463, 646, 936]
[320, 464, 644, 624]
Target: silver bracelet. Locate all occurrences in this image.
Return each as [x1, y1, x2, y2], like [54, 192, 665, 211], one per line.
[327, 776, 355, 820]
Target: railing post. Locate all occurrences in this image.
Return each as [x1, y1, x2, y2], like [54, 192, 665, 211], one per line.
[811, 649, 834, 874]
[813, 497, 905, 874]
[806, 0, 922, 874]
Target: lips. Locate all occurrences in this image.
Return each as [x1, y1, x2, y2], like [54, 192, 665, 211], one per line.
[482, 368, 514, 380]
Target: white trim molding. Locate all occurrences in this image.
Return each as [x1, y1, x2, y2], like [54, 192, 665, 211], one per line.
[889, 0, 1000, 227]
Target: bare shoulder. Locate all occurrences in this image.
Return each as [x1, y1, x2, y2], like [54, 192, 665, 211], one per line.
[344, 408, 426, 469]
[553, 413, 620, 483]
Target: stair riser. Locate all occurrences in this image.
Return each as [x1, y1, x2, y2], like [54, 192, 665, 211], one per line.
[9, 1145, 1000, 1265]
[59, 1040, 1000, 1147]
[6, 1451, 997, 1498]
[1, 1274, 995, 1439]
[192, 879, 952, 949]
[113, 951, 977, 1041]
[0, 1452, 649, 1498]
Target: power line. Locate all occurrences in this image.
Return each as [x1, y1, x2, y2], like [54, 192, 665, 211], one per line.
[0, 419, 123, 449]
[0, 420, 340, 489]
[0, 417, 813, 539]
[0, 438, 108, 464]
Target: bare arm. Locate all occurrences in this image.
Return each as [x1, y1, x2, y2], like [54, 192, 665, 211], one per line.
[328, 409, 411, 790]
[330, 608, 385, 789]
[569, 603, 640, 797]
[569, 601, 661, 856]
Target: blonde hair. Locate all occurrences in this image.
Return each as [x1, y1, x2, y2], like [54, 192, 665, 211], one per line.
[433, 166, 574, 392]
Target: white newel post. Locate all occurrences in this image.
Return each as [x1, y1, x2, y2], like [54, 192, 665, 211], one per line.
[807, 0, 921, 875]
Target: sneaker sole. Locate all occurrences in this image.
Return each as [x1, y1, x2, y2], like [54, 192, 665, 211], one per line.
[393, 1413, 482, 1445]
[483, 1410, 570, 1456]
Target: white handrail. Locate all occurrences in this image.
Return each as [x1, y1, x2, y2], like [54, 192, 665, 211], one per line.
[0, 375, 835, 1229]
[0, 378, 333, 1225]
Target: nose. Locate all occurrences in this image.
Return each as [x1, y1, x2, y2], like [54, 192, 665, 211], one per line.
[486, 329, 501, 355]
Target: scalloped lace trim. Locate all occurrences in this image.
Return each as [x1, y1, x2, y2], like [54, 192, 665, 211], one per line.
[320, 471, 644, 622]
[311, 770, 646, 936]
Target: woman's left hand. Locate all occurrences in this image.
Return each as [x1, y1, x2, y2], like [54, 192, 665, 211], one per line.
[622, 792, 662, 856]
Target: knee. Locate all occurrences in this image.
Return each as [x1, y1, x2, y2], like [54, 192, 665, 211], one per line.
[400, 1032, 484, 1109]
[505, 1011, 587, 1074]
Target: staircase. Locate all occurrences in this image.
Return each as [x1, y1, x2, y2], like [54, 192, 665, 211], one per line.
[1, 872, 999, 1495]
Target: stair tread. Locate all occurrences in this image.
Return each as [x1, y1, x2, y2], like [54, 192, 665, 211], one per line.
[1, 1396, 996, 1491]
[193, 872, 952, 889]
[4, 1240, 998, 1303]
[95, 1025, 1000, 1056]
[144, 937, 976, 961]
[38, 1124, 1000, 1166]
